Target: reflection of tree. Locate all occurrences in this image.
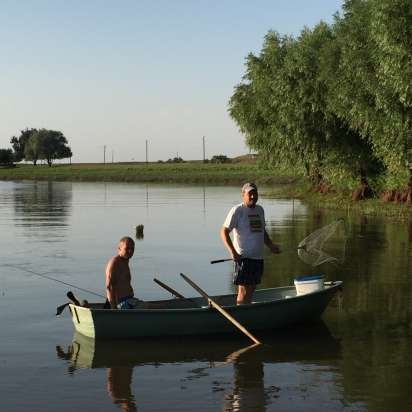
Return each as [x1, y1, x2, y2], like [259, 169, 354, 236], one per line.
[107, 367, 137, 412]
[13, 181, 72, 240]
[264, 208, 345, 287]
[333, 217, 412, 412]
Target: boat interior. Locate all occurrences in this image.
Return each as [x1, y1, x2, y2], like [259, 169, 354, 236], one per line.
[79, 286, 300, 311]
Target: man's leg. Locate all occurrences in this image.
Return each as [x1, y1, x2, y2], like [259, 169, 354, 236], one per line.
[237, 284, 256, 305]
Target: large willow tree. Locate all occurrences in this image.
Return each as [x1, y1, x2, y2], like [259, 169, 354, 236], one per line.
[229, 0, 412, 194]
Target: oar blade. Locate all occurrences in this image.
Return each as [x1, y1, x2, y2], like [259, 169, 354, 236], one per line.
[55, 302, 69, 316]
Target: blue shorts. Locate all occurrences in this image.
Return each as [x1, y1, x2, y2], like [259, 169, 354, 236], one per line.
[117, 296, 144, 310]
[233, 258, 264, 285]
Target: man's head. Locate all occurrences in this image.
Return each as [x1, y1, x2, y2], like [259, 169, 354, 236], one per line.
[118, 236, 135, 259]
[241, 182, 258, 207]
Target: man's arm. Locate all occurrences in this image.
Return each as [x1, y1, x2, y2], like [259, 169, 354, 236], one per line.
[220, 226, 241, 260]
[264, 230, 281, 254]
[105, 258, 117, 309]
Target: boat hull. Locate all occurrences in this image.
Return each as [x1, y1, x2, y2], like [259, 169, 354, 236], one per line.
[69, 282, 342, 339]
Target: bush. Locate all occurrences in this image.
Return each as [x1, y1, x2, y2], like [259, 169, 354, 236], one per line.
[0, 148, 14, 165]
[166, 157, 184, 163]
[211, 155, 231, 163]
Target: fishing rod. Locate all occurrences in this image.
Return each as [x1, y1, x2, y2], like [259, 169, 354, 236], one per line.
[3, 264, 105, 298]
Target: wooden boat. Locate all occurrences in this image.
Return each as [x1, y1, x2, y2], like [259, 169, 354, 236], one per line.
[68, 280, 342, 339]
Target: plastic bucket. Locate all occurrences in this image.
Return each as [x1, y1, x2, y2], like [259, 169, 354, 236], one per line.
[294, 274, 324, 295]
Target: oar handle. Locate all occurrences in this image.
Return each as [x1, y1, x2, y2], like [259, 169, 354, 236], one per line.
[67, 291, 80, 306]
[153, 278, 185, 299]
[210, 258, 233, 264]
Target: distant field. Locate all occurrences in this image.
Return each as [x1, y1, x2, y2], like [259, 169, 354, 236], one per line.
[0, 161, 297, 185]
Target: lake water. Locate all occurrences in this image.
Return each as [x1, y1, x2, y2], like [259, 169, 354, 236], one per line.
[0, 180, 410, 412]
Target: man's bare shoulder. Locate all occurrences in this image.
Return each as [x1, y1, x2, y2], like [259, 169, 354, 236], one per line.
[106, 255, 122, 270]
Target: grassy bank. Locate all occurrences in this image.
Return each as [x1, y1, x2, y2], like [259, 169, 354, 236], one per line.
[267, 182, 412, 220]
[0, 162, 297, 185]
[1, 162, 410, 219]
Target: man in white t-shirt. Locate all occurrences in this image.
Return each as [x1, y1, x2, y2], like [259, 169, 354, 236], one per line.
[220, 182, 280, 304]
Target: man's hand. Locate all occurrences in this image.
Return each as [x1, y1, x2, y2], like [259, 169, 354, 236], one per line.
[231, 250, 241, 261]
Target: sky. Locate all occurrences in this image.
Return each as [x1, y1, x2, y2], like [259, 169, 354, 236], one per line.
[0, 0, 344, 163]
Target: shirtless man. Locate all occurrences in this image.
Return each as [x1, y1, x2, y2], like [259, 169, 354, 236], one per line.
[105, 236, 140, 309]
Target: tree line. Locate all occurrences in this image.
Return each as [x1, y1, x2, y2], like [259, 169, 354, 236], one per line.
[1, 128, 72, 167]
[229, 0, 412, 201]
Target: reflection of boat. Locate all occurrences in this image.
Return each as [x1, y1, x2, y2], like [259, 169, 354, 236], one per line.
[57, 321, 340, 370]
[68, 281, 342, 339]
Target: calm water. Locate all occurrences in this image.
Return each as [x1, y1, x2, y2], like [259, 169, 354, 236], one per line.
[0, 180, 410, 412]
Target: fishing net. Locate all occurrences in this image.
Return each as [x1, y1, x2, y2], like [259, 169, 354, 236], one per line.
[297, 219, 346, 267]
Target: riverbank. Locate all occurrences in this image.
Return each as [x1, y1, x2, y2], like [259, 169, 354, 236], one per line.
[1, 162, 410, 219]
[0, 162, 297, 185]
[268, 183, 412, 220]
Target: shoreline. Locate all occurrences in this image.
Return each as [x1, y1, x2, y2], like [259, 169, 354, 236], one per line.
[0, 162, 297, 186]
[1, 162, 411, 219]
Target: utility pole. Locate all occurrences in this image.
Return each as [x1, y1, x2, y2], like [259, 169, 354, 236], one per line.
[145, 139, 148, 164]
[111, 150, 114, 163]
[202, 136, 206, 163]
[103, 145, 106, 165]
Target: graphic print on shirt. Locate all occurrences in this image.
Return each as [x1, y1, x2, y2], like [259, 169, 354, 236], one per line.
[248, 213, 263, 232]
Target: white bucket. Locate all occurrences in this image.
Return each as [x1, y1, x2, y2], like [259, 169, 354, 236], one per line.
[294, 274, 324, 295]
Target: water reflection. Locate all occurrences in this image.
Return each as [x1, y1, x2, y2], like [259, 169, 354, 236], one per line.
[1, 180, 411, 410]
[12, 180, 72, 241]
[107, 367, 137, 412]
[56, 323, 342, 411]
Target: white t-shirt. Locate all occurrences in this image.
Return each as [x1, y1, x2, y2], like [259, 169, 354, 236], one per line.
[223, 203, 265, 259]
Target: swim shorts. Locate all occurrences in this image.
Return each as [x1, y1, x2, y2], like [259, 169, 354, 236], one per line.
[233, 258, 264, 285]
[117, 296, 144, 310]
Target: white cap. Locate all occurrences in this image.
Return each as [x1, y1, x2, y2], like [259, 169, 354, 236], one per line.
[241, 182, 257, 193]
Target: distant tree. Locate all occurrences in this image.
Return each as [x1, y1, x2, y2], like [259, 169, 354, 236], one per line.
[24, 129, 72, 166]
[10, 128, 37, 162]
[24, 133, 41, 165]
[211, 155, 231, 163]
[166, 157, 184, 163]
[0, 148, 14, 165]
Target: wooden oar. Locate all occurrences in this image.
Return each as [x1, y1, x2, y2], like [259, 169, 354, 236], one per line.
[55, 291, 81, 316]
[153, 278, 185, 299]
[210, 258, 233, 264]
[56, 302, 70, 316]
[179, 273, 261, 345]
[67, 291, 80, 306]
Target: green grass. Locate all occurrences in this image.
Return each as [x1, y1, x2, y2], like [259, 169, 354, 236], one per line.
[266, 182, 412, 220]
[0, 162, 297, 185]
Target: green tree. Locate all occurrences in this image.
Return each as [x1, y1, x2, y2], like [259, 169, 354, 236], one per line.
[229, 31, 294, 169]
[0, 148, 14, 164]
[24, 129, 72, 166]
[24, 132, 42, 165]
[10, 128, 37, 162]
[327, 0, 411, 188]
[211, 155, 231, 163]
[229, 0, 411, 195]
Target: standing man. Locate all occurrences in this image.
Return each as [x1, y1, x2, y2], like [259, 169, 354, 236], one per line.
[220, 183, 280, 305]
[106, 236, 141, 309]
